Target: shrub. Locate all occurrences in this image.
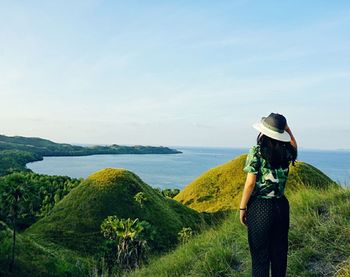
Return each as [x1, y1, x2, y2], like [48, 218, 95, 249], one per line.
[100, 216, 149, 273]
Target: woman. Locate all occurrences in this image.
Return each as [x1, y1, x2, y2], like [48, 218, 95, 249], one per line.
[239, 113, 297, 277]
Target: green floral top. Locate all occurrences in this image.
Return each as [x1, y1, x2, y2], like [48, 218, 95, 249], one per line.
[243, 145, 291, 199]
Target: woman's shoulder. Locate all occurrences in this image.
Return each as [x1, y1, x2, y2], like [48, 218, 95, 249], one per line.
[248, 145, 261, 156]
[244, 145, 262, 174]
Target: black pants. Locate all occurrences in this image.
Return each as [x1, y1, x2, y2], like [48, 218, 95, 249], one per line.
[246, 195, 290, 277]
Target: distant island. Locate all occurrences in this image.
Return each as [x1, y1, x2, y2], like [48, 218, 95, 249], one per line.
[0, 134, 182, 176]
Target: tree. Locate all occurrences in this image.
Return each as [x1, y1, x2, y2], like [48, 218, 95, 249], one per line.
[0, 172, 82, 230]
[0, 173, 30, 271]
[162, 188, 180, 198]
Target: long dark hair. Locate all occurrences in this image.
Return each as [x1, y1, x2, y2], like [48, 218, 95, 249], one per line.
[257, 133, 297, 169]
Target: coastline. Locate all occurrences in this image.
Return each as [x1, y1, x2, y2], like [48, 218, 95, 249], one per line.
[27, 147, 350, 189]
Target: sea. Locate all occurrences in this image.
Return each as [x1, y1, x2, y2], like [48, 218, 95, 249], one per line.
[27, 146, 350, 189]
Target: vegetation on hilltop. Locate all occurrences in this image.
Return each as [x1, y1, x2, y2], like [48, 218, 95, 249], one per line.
[174, 154, 335, 213]
[25, 168, 205, 256]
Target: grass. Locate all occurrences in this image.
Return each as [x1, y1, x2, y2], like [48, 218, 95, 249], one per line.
[287, 185, 350, 276]
[0, 221, 91, 277]
[128, 185, 350, 277]
[174, 154, 335, 213]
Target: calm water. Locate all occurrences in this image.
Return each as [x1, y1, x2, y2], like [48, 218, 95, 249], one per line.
[27, 146, 350, 189]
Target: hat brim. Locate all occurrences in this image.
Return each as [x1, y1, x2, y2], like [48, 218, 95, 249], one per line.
[253, 122, 291, 142]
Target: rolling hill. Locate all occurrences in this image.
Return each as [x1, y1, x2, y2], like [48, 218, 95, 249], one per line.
[25, 168, 205, 255]
[2, 157, 348, 276]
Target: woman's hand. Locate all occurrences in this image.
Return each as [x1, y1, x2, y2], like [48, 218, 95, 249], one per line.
[240, 209, 247, 226]
[285, 123, 290, 132]
[285, 123, 297, 149]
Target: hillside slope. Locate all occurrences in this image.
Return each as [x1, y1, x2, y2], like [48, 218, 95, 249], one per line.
[25, 168, 205, 255]
[0, 221, 90, 277]
[174, 154, 335, 212]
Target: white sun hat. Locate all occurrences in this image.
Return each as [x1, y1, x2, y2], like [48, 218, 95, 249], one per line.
[253, 113, 291, 142]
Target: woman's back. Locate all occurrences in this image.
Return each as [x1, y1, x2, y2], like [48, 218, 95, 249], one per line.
[244, 138, 297, 199]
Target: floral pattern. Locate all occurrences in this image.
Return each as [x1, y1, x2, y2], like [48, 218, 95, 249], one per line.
[243, 145, 290, 199]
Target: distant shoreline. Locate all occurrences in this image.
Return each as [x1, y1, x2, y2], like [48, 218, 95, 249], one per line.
[0, 134, 182, 176]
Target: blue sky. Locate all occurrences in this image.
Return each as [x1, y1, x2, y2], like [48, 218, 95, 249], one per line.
[1, 1, 349, 149]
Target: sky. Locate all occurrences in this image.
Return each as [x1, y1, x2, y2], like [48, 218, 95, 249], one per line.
[1, 1, 350, 150]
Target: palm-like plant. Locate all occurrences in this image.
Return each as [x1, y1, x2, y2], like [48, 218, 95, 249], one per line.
[0, 173, 30, 272]
[101, 216, 148, 272]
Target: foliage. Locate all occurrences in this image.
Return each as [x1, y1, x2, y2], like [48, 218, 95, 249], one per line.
[0, 173, 33, 223]
[162, 188, 180, 198]
[100, 216, 148, 273]
[153, 187, 181, 198]
[134, 192, 147, 208]
[0, 173, 32, 271]
[0, 150, 40, 176]
[0, 172, 81, 230]
[174, 155, 335, 212]
[177, 227, 193, 244]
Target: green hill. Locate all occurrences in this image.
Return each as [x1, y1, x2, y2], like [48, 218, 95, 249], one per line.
[128, 185, 350, 277]
[25, 168, 205, 255]
[174, 154, 335, 212]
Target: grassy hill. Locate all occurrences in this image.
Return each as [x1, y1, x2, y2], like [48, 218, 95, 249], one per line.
[25, 168, 205, 255]
[174, 154, 335, 212]
[128, 185, 350, 277]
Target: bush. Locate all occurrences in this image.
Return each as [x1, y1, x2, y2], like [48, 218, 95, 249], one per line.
[100, 216, 150, 274]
